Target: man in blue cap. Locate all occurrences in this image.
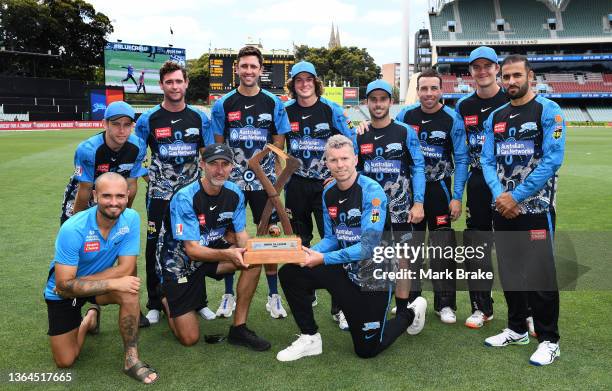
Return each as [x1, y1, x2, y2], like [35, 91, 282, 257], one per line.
[60, 101, 147, 225]
[284, 61, 356, 330]
[60, 100, 150, 327]
[357, 79, 427, 329]
[454, 46, 508, 329]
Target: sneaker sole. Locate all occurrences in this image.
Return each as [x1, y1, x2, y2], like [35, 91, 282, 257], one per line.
[465, 314, 494, 329]
[228, 338, 271, 352]
[406, 298, 427, 335]
[484, 337, 530, 347]
[277, 347, 322, 362]
[266, 303, 287, 319]
[529, 355, 559, 366]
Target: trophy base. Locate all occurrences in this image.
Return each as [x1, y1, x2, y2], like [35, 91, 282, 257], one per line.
[244, 237, 307, 264]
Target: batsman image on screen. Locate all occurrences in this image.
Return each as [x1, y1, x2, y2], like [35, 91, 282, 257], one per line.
[104, 41, 186, 94]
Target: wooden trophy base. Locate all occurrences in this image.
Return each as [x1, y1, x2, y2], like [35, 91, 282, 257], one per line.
[244, 237, 307, 264]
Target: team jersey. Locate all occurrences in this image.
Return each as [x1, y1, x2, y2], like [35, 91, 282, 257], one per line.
[211, 89, 291, 191]
[357, 120, 426, 224]
[60, 132, 147, 220]
[136, 104, 213, 200]
[284, 97, 355, 179]
[481, 95, 566, 214]
[455, 88, 509, 170]
[395, 104, 469, 200]
[156, 180, 246, 281]
[44, 206, 141, 300]
[312, 174, 392, 291]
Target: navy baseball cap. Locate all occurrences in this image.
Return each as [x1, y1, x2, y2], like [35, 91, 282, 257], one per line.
[202, 143, 234, 163]
[366, 79, 392, 98]
[469, 46, 498, 64]
[104, 101, 135, 121]
[291, 61, 317, 78]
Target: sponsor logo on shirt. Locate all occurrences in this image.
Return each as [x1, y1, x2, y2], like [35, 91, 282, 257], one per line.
[155, 127, 172, 139]
[362, 321, 381, 331]
[198, 214, 206, 226]
[328, 206, 338, 218]
[291, 138, 326, 152]
[74, 165, 83, 176]
[553, 126, 563, 140]
[555, 114, 563, 123]
[494, 122, 507, 134]
[364, 160, 401, 174]
[175, 224, 183, 236]
[228, 111, 241, 122]
[159, 143, 198, 158]
[84, 241, 100, 253]
[229, 128, 268, 143]
[97, 164, 110, 173]
[421, 145, 444, 159]
[496, 141, 535, 156]
[336, 225, 361, 242]
[290, 122, 300, 132]
[411, 125, 420, 133]
[147, 221, 156, 235]
[436, 215, 448, 226]
[371, 208, 380, 223]
[464, 115, 478, 126]
[360, 143, 374, 154]
[530, 229, 547, 241]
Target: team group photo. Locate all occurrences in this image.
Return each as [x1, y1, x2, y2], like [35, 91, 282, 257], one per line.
[1, 0, 611, 389]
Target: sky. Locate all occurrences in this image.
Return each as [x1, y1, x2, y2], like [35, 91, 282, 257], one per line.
[87, 0, 430, 66]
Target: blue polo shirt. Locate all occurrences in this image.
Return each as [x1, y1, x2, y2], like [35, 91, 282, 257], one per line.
[44, 206, 141, 300]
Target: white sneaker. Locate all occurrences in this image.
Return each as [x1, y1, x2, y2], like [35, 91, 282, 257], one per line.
[465, 310, 493, 329]
[216, 294, 236, 318]
[406, 297, 427, 335]
[529, 341, 560, 366]
[311, 292, 318, 307]
[332, 311, 349, 331]
[266, 294, 288, 319]
[484, 328, 530, 347]
[198, 306, 216, 320]
[145, 309, 161, 324]
[436, 306, 456, 324]
[526, 316, 537, 337]
[390, 306, 397, 315]
[276, 333, 323, 362]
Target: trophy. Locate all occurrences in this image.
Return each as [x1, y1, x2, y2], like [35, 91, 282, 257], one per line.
[244, 144, 307, 264]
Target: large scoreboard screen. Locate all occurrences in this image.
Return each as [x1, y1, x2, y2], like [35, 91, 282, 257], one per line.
[209, 53, 294, 94]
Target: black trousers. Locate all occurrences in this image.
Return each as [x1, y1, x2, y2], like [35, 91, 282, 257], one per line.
[411, 177, 457, 311]
[145, 197, 169, 311]
[464, 169, 494, 316]
[285, 175, 325, 248]
[493, 210, 559, 343]
[279, 264, 413, 358]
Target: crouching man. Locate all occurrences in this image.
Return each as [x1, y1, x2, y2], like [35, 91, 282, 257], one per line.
[45, 172, 158, 384]
[277, 135, 427, 361]
[156, 143, 270, 351]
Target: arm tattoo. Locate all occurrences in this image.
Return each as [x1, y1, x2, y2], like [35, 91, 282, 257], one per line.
[58, 279, 109, 297]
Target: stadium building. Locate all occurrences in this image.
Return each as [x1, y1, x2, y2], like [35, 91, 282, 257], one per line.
[412, 0, 612, 123]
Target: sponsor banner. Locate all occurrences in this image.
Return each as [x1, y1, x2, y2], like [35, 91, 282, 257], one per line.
[438, 53, 612, 63]
[364, 160, 401, 174]
[0, 121, 104, 131]
[289, 138, 326, 152]
[421, 145, 444, 159]
[336, 226, 361, 242]
[496, 140, 535, 156]
[343, 87, 359, 106]
[159, 143, 198, 159]
[445, 92, 612, 99]
[323, 87, 344, 106]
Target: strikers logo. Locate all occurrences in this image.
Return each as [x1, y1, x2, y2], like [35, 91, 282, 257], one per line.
[328, 206, 338, 219]
[96, 164, 110, 173]
[290, 122, 300, 132]
[228, 111, 241, 122]
[436, 215, 448, 226]
[155, 127, 172, 139]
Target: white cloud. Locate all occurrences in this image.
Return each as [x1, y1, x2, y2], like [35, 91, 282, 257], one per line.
[236, 0, 357, 24]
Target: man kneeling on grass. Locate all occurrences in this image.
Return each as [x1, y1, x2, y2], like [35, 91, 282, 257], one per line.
[44, 172, 158, 384]
[155, 143, 270, 351]
[276, 135, 427, 361]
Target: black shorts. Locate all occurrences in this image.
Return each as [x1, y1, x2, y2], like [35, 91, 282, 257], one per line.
[244, 190, 278, 225]
[162, 262, 224, 318]
[46, 296, 97, 336]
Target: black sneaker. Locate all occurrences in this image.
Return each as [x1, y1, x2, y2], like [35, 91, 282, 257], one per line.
[228, 325, 271, 351]
[139, 311, 150, 328]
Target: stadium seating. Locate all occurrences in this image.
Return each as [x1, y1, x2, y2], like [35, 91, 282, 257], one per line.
[498, 0, 554, 39]
[561, 106, 591, 122]
[428, 3, 454, 42]
[455, 0, 497, 41]
[586, 106, 612, 121]
[557, 0, 612, 38]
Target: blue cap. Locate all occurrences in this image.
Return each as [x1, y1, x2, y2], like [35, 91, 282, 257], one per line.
[366, 79, 392, 97]
[290, 61, 317, 78]
[104, 101, 135, 121]
[469, 46, 498, 64]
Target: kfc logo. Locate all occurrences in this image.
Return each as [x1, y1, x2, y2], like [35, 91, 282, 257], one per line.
[198, 214, 206, 226]
[328, 207, 338, 219]
[494, 122, 507, 134]
[290, 122, 300, 132]
[464, 115, 478, 126]
[360, 144, 374, 154]
[84, 241, 100, 253]
[436, 215, 448, 226]
[228, 111, 241, 122]
[155, 127, 172, 139]
[97, 164, 110, 173]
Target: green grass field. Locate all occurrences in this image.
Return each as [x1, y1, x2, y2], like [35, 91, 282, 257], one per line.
[0, 127, 611, 390]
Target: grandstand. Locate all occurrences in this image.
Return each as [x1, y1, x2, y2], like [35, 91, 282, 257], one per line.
[420, 0, 612, 123]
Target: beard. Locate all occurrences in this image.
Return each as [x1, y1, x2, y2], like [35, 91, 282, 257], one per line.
[369, 107, 390, 120]
[506, 82, 530, 99]
[99, 207, 122, 220]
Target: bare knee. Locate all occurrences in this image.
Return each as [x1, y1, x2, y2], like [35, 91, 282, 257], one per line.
[53, 352, 77, 368]
[116, 291, 139, 306]
[177, 331, 199, 346]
